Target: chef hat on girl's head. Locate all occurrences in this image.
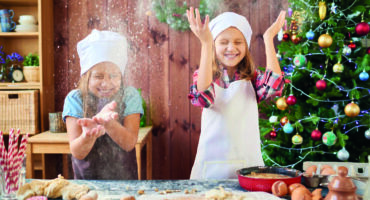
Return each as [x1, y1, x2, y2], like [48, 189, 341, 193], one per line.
[209, 12, 252, 48]
[77, 29, 128, 76]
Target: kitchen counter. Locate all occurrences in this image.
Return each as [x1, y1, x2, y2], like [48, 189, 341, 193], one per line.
[24, 179, 333, 200]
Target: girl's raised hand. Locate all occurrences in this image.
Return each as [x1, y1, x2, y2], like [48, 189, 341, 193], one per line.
[186, 7, 212, 44]
[93, 101, 119, 126]
[263, 11, 286, 40]
[77, 118, 105, 139]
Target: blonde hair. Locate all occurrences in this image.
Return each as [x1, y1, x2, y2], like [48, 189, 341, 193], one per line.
[212, 41, 255, 80]
[77, 69, 125, 119]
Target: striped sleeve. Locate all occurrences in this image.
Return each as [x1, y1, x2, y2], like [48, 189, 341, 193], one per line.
[254, 68, 285, 103]
[188, 70, 215, 108]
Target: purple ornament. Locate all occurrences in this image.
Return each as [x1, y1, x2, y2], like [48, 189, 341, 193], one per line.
[288, 8, 293, 17]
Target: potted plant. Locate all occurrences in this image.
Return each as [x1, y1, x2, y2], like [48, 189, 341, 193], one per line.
[23, 53, 39, 82]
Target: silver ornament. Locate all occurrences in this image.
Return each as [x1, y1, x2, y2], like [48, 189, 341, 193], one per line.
[365, 129, 370, 139]
[269, 116, 278, 123]
[342, 46, 352, 56]
[337, 147, 350, 161]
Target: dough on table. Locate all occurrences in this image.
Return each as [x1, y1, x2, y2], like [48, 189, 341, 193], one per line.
[17, 174, 90, 200]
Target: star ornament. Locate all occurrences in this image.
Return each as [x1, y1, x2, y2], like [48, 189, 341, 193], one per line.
[330, 3, 337, 14]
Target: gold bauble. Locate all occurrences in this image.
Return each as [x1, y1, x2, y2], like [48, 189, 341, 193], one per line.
[276, 97, 288, 110]
[280, 116, 289, 126]
[333, 62, 344, 73]
[292, 133, 303, 145]
[291, 34, 301, 44]
[319, 1, 327, 20]
[318, 34, 333, 48]
[344, 102, 360, 118]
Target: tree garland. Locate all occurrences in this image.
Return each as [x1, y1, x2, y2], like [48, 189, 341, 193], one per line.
[152, 0, 213, 31]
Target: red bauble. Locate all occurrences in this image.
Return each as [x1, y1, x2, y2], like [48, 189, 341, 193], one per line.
[316, 80, 327, 91]
[348, 42, 356, 50]
[270, 130, 277, 138]
[286, 95, 297, 105]
[355, 22, 370, 36]
[311, 129, 322, 141]
[367, 47, 370, 54]
[283, 33, 290, 41]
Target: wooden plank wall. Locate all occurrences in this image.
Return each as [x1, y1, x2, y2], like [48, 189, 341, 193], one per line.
[54, 0, 288, 179]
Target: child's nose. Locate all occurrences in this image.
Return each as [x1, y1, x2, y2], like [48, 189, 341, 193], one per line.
[227, 43, 235, 50]
[101, 76, 113, 85]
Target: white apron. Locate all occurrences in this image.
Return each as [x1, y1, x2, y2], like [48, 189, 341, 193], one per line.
[190, 80, 264, 179]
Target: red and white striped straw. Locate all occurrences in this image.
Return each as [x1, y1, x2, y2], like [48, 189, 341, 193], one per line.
[9, 129, 21, 191]
[5, 128, 15, 193]
[0, 131, 7, 170]
[13, 133, 29, 190]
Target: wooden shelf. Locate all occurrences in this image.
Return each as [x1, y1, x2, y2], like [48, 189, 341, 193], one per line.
[0, 82, 41, 89]
[0, 0, 37, 6]
[0, 32, 38, 38]
[0, 0, 54, 135]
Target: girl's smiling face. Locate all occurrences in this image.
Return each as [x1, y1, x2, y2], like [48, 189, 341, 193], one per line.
[88, 62, 122, 98]
[214, 27, 247, 68]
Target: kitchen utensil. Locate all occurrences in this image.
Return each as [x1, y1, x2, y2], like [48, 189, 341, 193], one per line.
[236, 166, 302, 192]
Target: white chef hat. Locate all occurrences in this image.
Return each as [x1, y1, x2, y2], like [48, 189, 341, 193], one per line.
[209, 12, 252, 48]
[77, 29, 128, 76]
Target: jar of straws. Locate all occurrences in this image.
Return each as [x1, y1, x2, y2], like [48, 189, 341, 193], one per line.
[0, 129, 29, 199]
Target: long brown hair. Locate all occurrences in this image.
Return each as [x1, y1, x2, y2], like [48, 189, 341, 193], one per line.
[77, 70, 125, 119]
[212, 41, 255, 80]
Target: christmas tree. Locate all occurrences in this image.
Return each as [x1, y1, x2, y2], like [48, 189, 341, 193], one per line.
[259, 0, 370, 169]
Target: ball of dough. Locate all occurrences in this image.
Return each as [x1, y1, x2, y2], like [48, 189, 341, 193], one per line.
[120, 196, 135, 200]
[288, 183, 304, 194]
[271, 181, 288, 197]
[291, 186, 311, 200]
[321, 167, 336, 175]
[305, 165, 317, 177]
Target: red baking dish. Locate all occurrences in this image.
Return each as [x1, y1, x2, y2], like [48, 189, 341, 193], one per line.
[237, 166, 302, 192]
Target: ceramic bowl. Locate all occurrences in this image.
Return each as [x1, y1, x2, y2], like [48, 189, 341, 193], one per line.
[18, 15, 36, 25]
[15, 24, 38, 32]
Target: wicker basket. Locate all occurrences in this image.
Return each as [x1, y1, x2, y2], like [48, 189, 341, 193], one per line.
[0, 90, 39, 134]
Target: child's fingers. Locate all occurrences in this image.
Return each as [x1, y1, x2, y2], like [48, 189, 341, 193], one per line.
[276, 11, 286, 27]
[84, 129, 91, 137]
[108, 101, 117, 110]
[195, 8, 202, 28]
[92, 116, 103, 125]
[203, 15, 210, 29]
[92, 116, 99, 123]
[97, 125, 105, 136]
[111, 112, 119, 120]
[188, 7, 197, 28]
[186, 9, 191, 22]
